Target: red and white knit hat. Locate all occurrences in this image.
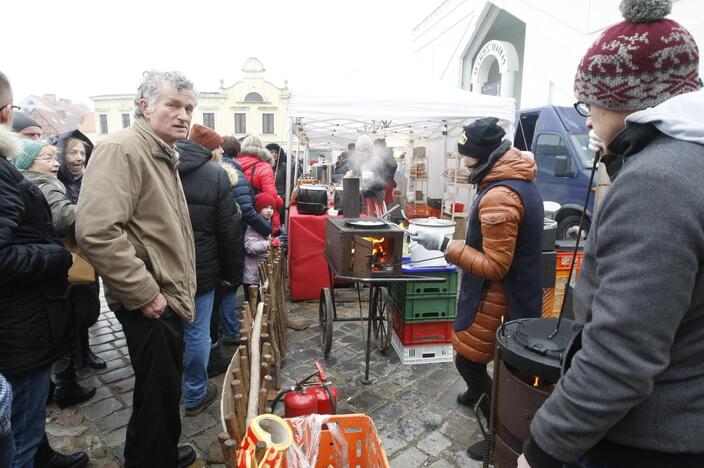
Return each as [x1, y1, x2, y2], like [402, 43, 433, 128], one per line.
[574, 0, 700, 111]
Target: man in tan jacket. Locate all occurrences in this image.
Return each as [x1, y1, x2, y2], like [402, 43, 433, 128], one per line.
[76, 71, 197, 468]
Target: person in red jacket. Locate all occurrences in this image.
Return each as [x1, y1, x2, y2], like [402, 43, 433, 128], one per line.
[236, 134, 283, 230]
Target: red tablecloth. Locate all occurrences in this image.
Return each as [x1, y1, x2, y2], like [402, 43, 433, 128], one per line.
[288, 205, 331, 301]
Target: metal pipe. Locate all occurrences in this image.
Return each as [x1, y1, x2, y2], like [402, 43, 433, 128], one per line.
[550, 151, 599, 339]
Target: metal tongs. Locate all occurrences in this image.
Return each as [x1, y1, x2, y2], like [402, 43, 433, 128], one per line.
[380, 205, 413, 235]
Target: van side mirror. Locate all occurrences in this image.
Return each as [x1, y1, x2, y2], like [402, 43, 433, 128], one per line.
[554, 155, 576, 178]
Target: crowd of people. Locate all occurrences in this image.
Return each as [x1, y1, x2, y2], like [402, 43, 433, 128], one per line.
[0, 69, 299, 467]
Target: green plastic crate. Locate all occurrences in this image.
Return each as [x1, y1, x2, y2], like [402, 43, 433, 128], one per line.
[393, 270, 459, 297]
[390, 288, 457, 322]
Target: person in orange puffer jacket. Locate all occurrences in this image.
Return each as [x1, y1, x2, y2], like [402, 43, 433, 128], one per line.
[412, 117, 543, 461]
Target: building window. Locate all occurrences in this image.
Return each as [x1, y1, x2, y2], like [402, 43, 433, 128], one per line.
[244, 92, 264, 102]
[203, 112, 215, 129]
[99, 114, 108, 134]
[262, 113, 274, 134]
[121, 113, 130, 129]
[234, 113, 246, 134]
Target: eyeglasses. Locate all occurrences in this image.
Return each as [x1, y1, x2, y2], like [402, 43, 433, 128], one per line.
[1, 104, 21, 112]
[574, 101, 591, 118]
[35, 156, 58, 163]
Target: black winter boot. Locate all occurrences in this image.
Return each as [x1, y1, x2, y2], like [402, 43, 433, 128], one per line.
[80, 328, 106, 370]
[54, 357, 96, 409]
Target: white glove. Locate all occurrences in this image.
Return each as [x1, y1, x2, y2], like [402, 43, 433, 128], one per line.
[588, 129, 605, 154]
[411, 231, 447, 252]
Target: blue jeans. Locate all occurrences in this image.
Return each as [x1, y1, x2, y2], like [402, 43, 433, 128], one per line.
[219, 286, 240, 338]
[183, 289, 215, 408]
[0, 429, 15, 468]
[6, 366, 51, 468]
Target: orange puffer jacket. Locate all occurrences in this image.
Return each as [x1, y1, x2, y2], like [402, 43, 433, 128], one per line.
[445, 147, 537, 363]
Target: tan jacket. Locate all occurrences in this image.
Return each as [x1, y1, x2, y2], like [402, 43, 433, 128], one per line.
[76, 118, 196, 321]
[445, 147, 537, 362]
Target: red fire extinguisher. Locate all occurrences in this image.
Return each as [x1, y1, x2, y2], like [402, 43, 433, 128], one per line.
[272, 362, 338, 418]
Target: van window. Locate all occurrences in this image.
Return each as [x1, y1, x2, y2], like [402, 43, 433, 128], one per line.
[515, 113, 539, 151]
[535, 134, 568, 175]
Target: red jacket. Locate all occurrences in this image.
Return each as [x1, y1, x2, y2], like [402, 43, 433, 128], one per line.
[236, 146, 283, 228]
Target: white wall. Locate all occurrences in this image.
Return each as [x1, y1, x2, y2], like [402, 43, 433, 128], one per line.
[413, 0, 704, 108]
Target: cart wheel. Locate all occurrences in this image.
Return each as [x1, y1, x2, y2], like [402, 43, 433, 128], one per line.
[319, 288, 334, 357]
[372, 287, 392, 352]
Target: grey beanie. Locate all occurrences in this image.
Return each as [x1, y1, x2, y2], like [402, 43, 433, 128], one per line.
[11, 112, 41, 133]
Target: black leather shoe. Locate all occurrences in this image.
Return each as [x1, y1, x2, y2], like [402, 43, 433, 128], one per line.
[467, 439, 487, 461]
[55, 382, 96, 409]
[83, 348, 107, 370]
[456, 390, 478, 408]
[47, 450, 89, 468]
[35, 435, 89, 468]
[177, 445, 197, 467]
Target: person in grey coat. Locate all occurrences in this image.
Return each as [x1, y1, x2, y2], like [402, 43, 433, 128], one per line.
[521, 1, 704, 467]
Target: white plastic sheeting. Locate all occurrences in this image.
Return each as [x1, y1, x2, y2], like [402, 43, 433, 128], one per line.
[287, 81, 516, 149]
[283, 80, 517, 202]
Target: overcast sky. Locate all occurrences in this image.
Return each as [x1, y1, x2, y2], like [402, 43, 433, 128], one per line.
[4, 0, 433, 108]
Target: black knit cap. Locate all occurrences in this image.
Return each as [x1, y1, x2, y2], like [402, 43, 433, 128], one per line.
[457, 117, 505, 162]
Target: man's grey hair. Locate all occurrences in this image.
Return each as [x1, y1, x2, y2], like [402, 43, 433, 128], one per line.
[134, 70, 197, 119]
[0, 71, 12, 107]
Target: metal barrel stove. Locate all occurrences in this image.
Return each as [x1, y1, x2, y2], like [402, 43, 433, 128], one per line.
[488, 317, 575, 467]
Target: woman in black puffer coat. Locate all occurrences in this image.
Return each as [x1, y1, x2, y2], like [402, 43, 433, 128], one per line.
[175, 125, 243, 413]
[0, 125, 73, 466]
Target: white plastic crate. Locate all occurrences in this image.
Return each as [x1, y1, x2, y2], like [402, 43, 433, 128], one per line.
[391, 330, 454, 365]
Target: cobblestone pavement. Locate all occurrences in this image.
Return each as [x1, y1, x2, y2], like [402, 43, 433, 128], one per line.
[46, 290, 484, 467]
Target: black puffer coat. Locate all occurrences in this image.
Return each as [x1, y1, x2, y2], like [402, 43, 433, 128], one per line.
[176, 140, 244, 293]
[0, 127, 73, 376]
[222, 156, 272, 237]
[50, 129, 94, 204]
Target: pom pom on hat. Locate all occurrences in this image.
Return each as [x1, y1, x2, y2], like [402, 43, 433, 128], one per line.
[619, 0, 671, 23]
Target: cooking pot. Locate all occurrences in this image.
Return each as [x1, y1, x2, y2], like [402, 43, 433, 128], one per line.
[297, 185, 328, 215]
[408, 217, 455, 267]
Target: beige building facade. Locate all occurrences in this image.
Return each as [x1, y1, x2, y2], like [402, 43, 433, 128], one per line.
[90, 58, 290, 145]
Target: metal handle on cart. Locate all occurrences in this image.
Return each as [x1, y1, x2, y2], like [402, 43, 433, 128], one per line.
[474, 393, 492, 468]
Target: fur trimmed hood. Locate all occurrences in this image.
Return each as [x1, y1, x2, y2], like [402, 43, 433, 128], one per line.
[238, 146, 273, 164]
[0, 125, 21, 160]
[220, 161, 239, 187]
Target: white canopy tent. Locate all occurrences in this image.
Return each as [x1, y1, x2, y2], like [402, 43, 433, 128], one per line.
[282, 81, 517, 208]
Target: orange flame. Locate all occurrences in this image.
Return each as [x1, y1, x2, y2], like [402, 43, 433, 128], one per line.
[363, 237, 390, 271]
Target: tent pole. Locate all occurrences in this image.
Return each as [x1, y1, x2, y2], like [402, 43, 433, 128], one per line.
[285, 120, 294, 212]
[293, 137, 301, 184]
[442, 122, 449, 218]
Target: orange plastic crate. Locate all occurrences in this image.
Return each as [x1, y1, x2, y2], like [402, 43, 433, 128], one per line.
[284, 414, 389, 467]
[556, 251, 583, 271]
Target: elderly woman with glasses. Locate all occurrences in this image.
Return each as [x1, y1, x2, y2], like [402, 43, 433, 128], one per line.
[12, 140, 98, 411]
